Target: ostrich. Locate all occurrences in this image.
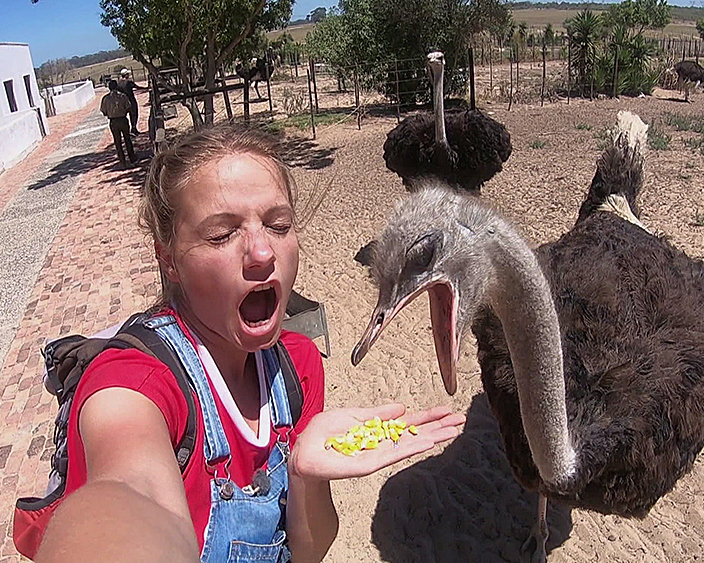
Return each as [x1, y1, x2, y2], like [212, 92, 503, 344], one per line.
[355, 51, 512, 267]
[351, 111, 704, 562]
[673, 60, 704, 102]
[235, 57, 275, 98]
[383, 51, 512, 193]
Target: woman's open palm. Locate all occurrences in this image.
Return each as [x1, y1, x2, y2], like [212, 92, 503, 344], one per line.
[289, 404, 465, 481]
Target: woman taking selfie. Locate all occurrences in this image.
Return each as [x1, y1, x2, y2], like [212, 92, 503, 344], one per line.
[35, 125, 464, 562]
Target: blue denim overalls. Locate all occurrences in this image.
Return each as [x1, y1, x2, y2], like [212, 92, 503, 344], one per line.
[145, 315, 293, 563]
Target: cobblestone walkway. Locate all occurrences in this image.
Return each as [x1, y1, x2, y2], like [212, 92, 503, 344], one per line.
[0, 91, 154, 561]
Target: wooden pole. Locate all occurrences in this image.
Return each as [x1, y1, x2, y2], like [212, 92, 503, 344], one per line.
[489, 38, 493, 93]
[567, 40, 571, 105]
[541, 41, 546, 107]
[612, 43, 620, 98]
[265, 52, 273, 113]
[469, 45, 476, 111]
[243, 76, 250, 122]
[307, 69, 316, 139]
[309, 59, 319, 113]
[509, 47, 514, 111]
[394, 57, 400, 123]
[219, 67, 233, 120]
[354, 65, 361, 130]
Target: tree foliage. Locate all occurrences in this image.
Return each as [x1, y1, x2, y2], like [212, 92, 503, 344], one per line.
[100, 0, 293, 128]
[697, 19, 704, 41]
[565, 1, 664, 99]
[306, 0, 510, 103]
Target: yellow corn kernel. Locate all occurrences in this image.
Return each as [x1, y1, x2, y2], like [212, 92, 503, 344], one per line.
[395, 420, 407, 430]
[408, 425, 418, 435]
[364, 437, 380, 449]
[389, 427, 400, 442]
[349, 425, 361, 434]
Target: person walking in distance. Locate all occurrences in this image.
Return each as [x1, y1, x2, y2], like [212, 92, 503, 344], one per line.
[100, 80, 137, 170]
[118, 68, 147, 135]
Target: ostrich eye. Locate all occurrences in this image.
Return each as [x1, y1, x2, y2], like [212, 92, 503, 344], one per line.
[404, 231, 443, 276]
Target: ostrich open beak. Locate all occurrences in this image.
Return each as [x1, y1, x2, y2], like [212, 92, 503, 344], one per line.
[351, 278, 460, 395]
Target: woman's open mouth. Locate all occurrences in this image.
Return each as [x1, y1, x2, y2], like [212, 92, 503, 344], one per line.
[239, 283, 279, 333]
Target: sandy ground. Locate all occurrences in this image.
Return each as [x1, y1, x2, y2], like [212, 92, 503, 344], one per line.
[2, 73, 704, 562]
[278, 91, 704, 562]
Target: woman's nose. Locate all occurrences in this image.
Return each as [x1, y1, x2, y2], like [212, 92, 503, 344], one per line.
[244, 230, 275, 269]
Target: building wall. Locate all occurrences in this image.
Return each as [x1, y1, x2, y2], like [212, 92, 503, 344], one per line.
[0, 109, 43, 170]
[51, 80, 95, 114]
[0, 43, 48, 172]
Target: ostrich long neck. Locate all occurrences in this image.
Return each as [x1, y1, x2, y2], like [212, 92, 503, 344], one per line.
[433, 65, 448, 146]
[487, 225, 577, 488]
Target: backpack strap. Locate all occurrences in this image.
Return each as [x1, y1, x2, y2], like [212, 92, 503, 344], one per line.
[106, 315, 197, 472]
[274, 341, 303, 427]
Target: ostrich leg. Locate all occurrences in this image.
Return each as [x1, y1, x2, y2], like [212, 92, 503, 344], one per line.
[521, 494, 548, 563]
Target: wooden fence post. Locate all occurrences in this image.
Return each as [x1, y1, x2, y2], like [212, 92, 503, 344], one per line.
[489, 38, 493, 93]
[243, 76, 250, 122]
[541, 41, 546, 107]
[219, 67, 233, 120]
[354, 65, 361, 130]
[307, 69, 316, 139]
[612, 43, 620, 98]
[509, 48, 514, 111]
[469, 45, 476, 111]
[394, 57, 400, 123]
[567, 40, 571, 105]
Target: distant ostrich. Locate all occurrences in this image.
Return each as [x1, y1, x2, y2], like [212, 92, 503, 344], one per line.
[352, 111, 704, 563]
[383, 51, 512, 193]
[236, 57, 275, 98]
[355, 51, 512, 267]
[673, 60, 704, 102]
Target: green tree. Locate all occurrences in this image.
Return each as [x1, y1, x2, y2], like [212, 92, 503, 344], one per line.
[307, 0, 510, 103]
[544, 23, 554, 46]
[696, 19, 704, 40]
[565, 9, 601, 95]
[100, 0, 293, 128]
[602, 0, 670, 38]
[309, 7, 327, 23]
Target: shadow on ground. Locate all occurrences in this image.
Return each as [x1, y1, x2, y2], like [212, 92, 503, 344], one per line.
[28, 134, 154, 192]
[278, 136, 337, 170]
[371, 393, 573, 563]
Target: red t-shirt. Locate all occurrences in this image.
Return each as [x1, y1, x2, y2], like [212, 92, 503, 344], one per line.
[63, 315, 325, 550]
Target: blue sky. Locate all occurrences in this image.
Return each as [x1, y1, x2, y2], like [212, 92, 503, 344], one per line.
[1, 0, 700, 66]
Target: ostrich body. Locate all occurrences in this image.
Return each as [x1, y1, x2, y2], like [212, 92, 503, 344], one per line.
[383, 52, 512, 193]
[673, 60, 704, 102]
[352, 112, 704, 561]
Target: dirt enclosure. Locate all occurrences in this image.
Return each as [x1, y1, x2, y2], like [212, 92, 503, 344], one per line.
[276, 90, 704, 563]
[153, 63, 704, 562]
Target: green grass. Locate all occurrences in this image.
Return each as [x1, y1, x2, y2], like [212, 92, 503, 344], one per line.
[575, 122, 592, 131]
[683, 137, 704, 150]
[662, 112, 704, 134]
[648, 124, 671, 150]
[529, 139, 547, 149]
[595, 127, 611, 149]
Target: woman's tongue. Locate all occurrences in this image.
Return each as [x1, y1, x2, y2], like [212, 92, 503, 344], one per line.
[240, 290, 274, 327]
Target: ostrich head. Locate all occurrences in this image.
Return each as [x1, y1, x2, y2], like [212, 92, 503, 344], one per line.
[351, 184, 497, 394]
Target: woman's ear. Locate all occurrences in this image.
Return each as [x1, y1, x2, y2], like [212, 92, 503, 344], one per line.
[155, 241, 180, 283]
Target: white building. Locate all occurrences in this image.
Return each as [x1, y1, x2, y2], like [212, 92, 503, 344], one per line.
[45, 79, 95, 114]
[0, 42, 49, 174]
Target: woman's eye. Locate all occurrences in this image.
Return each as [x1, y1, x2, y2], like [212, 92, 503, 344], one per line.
[208, 230, 235, 244]
[268, 223, 292, 235]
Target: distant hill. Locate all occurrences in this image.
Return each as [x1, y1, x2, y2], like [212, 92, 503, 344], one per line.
[510, 1, 704, 22]
[68, 49, 131, 70]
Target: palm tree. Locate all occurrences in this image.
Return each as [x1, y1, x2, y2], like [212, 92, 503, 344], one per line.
[566, 9, 602, 96]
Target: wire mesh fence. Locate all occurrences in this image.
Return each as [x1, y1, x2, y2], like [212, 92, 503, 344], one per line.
[153, 32, 700, 144]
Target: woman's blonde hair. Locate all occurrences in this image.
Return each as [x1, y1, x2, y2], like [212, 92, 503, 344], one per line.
[139, 124, 297, 306]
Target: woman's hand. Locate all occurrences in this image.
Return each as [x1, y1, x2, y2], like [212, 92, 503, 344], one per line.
[288, 404, 464, 481]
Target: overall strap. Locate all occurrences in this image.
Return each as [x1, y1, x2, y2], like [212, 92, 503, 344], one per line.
[144, 315, 230, 463]
[260, 347, 294, 429]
